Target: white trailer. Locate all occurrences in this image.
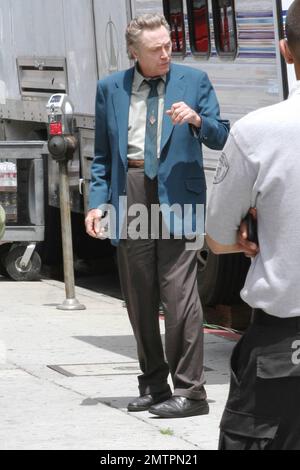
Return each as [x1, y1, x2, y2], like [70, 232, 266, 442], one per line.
[0, 0, 295, 302]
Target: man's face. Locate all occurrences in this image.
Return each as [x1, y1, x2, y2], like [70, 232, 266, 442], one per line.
[133, 26, 172, 78]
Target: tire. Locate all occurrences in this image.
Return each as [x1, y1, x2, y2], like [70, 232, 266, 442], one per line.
[197, 243, 250, 306]
[4, 246, 42, 281]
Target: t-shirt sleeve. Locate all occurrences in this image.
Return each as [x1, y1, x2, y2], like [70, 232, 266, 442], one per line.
[206, 131, 255, 245]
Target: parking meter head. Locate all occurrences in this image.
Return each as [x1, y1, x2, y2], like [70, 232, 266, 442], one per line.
[46, 94, 74, 136]
[46, 94, 76, 161]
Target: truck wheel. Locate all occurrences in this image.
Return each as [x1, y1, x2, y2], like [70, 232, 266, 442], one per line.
[197, 244, 250, 306]
[4, 246, 42, 281]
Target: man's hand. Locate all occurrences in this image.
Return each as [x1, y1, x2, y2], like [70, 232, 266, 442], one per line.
[238, 208, 259, 257]
[85, 208, 104, 239]
[166, 102, 201, 128]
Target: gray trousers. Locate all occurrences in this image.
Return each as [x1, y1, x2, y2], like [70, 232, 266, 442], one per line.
[117, 168, 206, 400]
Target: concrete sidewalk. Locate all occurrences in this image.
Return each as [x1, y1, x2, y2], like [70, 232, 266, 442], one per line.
[0, 276, 236, 450]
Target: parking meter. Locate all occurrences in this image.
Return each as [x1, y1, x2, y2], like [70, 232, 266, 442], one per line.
[46, 94, 85, 311]
[46, 94, 77, 161]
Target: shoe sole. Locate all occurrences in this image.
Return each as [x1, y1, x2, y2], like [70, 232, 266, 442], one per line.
[127, 405, 150, 412]
[149, 404, 209, 418]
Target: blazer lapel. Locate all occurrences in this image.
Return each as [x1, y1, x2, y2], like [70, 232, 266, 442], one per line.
[160, 66, 186, 154]
[112, 67, 134, 165]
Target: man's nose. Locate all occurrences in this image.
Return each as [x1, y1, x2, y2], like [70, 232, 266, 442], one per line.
[161, 48, 169, 59]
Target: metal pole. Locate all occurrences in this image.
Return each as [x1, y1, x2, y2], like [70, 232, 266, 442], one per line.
[57, 159, 85, 310]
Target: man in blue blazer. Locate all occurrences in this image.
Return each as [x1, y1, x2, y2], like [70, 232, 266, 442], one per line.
[86, 13, 229, 418]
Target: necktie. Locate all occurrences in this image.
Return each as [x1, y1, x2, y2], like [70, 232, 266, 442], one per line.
[144, 79, 160, 179]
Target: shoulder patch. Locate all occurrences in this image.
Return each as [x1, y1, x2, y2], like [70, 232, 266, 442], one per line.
[213, 152, 229, 184]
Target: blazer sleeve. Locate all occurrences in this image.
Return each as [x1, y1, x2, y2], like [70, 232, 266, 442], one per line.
[197, 72, 230, 150]
[88, 81, 112, 210]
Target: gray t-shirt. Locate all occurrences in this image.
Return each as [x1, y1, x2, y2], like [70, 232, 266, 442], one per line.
[206, 81, 300, 318]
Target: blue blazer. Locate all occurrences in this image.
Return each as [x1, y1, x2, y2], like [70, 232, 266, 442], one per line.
[89, 63, 229, 245]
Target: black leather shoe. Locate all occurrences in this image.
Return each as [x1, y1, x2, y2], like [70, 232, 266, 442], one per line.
[148, 396, 209, 418]
[127, 391, 172, 412]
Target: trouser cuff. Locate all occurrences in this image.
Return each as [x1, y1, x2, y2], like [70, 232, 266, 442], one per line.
[173, 386, 207, 401]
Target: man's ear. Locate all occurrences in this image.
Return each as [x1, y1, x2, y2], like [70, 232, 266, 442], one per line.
[130, 47, 138, 61]
[280, 39, 295, 64]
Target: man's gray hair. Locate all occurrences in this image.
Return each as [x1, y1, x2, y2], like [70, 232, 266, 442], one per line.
[126, 13, 171, 59]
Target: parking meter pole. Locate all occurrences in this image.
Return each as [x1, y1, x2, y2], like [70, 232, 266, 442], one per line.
[57, 160, 85, 311]
[46, 93, 86, 311]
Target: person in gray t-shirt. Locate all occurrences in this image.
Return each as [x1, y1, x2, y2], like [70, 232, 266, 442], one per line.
[206, 0, 300, 450]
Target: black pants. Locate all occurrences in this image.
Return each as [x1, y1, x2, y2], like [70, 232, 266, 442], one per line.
[219, 309, 300, 450]
[117, 168, 206, 400]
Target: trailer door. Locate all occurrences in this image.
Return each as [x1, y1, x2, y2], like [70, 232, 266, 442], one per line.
[92, 0, 132, 79]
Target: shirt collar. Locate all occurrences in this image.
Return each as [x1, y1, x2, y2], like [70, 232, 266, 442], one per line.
[133, 65, 166, 91]
[288, 80, 300, 99]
